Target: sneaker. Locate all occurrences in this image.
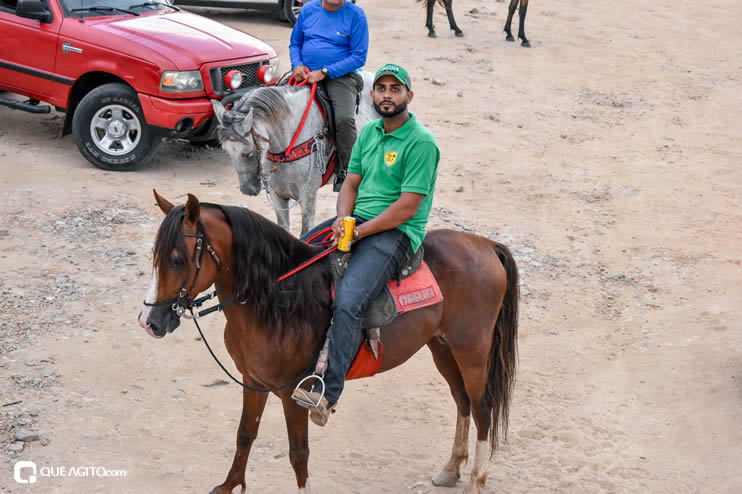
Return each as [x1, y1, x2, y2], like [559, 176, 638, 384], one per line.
[333, 173, 346, 192]
[291, 388, 336, 427]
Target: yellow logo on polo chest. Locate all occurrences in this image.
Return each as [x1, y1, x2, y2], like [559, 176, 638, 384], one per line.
[384, 151, 397, 166]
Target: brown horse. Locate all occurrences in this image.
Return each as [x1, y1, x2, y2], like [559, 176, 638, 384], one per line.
[138, 190, 519, 494]
[505, 0, 531, 47]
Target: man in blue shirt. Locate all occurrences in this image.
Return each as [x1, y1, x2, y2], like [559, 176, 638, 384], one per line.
[290, 0, 369, 191]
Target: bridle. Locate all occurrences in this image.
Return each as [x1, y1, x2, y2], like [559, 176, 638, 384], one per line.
[143, 221, 319, 393]
[223, 81, 331, 208]
[143, 226, 223, 319]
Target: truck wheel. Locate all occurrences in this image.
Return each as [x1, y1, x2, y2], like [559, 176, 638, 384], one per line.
[283, 0, 303, 26]
[72, 83, 160, 171]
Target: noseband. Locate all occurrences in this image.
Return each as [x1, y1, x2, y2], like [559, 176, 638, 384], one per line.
[143, 227, 222, 318]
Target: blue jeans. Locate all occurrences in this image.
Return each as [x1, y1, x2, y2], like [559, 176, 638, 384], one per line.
[302, 217, 413, 405]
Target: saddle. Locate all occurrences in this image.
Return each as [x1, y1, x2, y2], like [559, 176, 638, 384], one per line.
[329, 247, 425, 329]
[328, 246, 443, 374]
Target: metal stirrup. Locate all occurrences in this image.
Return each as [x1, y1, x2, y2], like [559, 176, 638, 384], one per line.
[291, 337, 330, 408]
[292, 375, 326, 408]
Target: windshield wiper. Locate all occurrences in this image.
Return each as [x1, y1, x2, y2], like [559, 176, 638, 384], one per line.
[129, 2, 180, 10]
[71, 6, 140, 15]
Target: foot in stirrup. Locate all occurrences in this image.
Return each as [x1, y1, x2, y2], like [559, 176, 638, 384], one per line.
[292, 388, 336, 427]
[333, 172, 346, 192]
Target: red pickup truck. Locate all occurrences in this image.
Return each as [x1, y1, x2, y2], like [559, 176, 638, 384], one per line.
[0, 0, 279, 170]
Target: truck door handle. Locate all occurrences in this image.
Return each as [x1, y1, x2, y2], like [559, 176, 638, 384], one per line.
[62, 42, 83, 54]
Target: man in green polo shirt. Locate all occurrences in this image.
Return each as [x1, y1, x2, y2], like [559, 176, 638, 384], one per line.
[293, 63, 440, 426]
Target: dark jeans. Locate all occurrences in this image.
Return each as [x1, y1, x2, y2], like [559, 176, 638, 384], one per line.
[323, 72, 363, 174]
[302, 217, 413, 405]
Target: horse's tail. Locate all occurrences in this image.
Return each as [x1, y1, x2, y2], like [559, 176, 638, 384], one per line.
[486, 241, 520, 455]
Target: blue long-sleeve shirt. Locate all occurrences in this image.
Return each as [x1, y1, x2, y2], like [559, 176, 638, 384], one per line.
[289, 0, 369, 79]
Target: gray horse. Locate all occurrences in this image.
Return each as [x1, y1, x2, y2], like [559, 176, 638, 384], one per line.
[212, 71, 378, 236]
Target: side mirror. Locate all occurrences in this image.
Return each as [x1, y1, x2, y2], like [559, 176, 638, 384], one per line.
[16, 0, 54, 23]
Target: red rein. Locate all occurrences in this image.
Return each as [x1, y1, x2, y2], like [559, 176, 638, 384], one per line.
[277, 227, 336, 282]
[280, 76, 323, 162]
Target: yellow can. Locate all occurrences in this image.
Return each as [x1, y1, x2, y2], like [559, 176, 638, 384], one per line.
[337, 216, 356, 252]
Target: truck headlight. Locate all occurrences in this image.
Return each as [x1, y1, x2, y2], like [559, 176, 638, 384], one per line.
[160, 71, 204, 92]
[257, 65, 275, 85]
[257, 57, 280, 85]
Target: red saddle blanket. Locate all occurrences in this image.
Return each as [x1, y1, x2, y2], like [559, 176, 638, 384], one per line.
[345, 261, 443, 380]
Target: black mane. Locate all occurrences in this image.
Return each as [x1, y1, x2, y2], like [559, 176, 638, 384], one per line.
[153, 204, 332, 342]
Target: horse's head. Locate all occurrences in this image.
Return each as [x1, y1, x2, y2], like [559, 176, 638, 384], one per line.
[138, 190, 223, 338]
[212, 99, 262, 196]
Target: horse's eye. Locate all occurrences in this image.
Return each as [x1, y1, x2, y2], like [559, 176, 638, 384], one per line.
[170, 256, 185, 269]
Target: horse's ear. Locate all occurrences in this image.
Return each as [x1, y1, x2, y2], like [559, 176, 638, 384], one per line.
[153, 189, 174, 215]
[235, 107, 254, 136]
[184, 193, 201, 226]
[211, 100, 226, 126]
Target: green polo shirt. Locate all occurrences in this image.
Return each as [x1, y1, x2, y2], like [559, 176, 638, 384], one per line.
[347, 113, 439, 251]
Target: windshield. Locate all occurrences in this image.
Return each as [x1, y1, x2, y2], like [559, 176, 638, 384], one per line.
[61, 0, 176, 17]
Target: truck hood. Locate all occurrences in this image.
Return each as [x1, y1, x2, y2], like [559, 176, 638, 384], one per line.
[88, 12, 274, 70]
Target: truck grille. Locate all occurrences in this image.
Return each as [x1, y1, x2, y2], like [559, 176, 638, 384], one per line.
[210, 62, 264, 95]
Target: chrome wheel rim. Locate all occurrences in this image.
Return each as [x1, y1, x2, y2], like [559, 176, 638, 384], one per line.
[89, 104, 142, 156]
[292, 0, 303, 18]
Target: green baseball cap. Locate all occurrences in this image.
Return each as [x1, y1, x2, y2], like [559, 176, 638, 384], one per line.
[373, 63, 412, 90]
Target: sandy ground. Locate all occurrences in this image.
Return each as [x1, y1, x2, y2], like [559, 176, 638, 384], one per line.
[1, 0, 741, 492]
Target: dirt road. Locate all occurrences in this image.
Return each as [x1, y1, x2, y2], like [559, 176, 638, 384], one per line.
[2, 0, 741, 492]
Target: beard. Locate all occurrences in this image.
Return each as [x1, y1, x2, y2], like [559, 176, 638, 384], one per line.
[374, 100, 408, 118]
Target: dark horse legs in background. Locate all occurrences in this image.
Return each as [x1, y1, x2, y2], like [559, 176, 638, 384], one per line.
[505, 0, 530, 47]
[424, 0, 464, 38]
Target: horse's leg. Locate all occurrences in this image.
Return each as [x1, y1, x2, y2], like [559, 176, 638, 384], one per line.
[428, 338, 471, 488]
[271, 190, 291, 232]
[448, 336, 494, 494]
[444, 0, 464, 37]
[518, 0, 530, 47]
[504, 0, 519, 42]
[210, 389, 269, 494]
[426, 0, 437, 38]
[298, 184, 318, 238]
[281, 397, 311, 492]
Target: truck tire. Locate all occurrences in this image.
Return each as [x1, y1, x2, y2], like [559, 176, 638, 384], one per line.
[283, 0, 302, 27]
[72, 83, 160, 171]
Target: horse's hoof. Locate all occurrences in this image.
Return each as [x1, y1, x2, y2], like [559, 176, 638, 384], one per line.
[455, 31, 465, 38]
[428, 31, 437, 38]
[432, 469, 459, 487]
[506, 34, 515, 42]
[521, 40, 531, 47]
